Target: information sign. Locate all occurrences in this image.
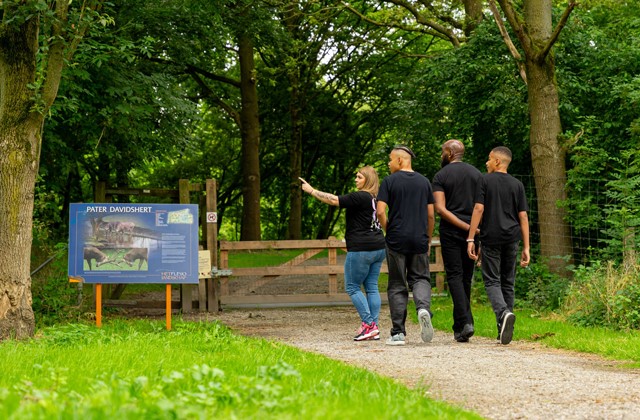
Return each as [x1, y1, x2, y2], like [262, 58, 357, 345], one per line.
[68, 203, 199, 284]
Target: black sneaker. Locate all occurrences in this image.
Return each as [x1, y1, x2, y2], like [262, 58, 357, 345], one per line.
[461, 323, 475, 341]
[454, 331, 469, 343]
[500, 311, 516, 345]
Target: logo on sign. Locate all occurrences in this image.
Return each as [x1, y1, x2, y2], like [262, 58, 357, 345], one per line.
[206, 212, 218, 223]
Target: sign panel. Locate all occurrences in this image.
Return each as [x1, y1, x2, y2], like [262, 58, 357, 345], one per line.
[68, 203, 199, 284]
[206, 212, 217, 223]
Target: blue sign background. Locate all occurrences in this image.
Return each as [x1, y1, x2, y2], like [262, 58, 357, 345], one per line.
[68, 203, 199, 284]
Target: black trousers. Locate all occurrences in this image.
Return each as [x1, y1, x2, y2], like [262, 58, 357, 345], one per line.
[480, 242, 519, 329]
[441, 233, 475, 333]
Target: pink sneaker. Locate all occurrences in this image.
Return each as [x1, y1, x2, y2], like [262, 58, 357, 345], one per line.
[354, 322, 380, 341]
[354, 322, 367, 338]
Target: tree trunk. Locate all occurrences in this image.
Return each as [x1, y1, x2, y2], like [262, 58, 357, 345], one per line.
[0, 19, 41, 340]
[286, 72, 303, 240]
[524, 0, 573, 273]
[526, 60, 572, 271]
[462, 0, 484, 36]
[238, 34, 261, 241]
[0, 2, 96, 340]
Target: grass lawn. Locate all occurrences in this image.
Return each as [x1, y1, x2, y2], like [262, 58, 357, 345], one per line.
[0, 319, 480, 419]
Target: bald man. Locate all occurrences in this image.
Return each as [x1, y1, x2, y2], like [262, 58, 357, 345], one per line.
[377, 145, 435, 346]
[432, 139, 482, 343]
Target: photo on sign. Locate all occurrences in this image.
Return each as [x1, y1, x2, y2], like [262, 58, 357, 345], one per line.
[83, 246, 149, 271]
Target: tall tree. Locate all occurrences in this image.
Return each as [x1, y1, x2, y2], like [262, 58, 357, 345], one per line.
[237, 31, 262, 240]
[491, 0, 577, 272]
[0, 1, 106, 340]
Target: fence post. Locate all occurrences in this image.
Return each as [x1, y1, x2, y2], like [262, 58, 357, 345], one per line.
[206, 179, 220, 312]
[179, 179, 193, 312]
[328, 237, 338, 294]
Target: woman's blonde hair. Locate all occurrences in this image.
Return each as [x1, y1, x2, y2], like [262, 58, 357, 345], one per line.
[358, 166, 380, 196]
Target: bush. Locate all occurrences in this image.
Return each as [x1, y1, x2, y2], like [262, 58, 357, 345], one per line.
[563, 261, 640, 330]
[517, 260, 569, 311]
[31, 242, 83, 326]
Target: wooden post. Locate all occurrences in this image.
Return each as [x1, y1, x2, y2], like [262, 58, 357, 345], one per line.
[94, 181, 107, 203]
[432, 239, 446, 293]
[178, 179, 194, 312]
[220, 249, 229, 297]
[328, 237, 338, 294]
[206, 179, 220, 312]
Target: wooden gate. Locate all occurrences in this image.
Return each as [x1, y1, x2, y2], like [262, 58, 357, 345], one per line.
[218, 238, 445, 308]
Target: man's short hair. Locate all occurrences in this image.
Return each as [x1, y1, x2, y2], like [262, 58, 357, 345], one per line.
[392, 145, 416, 158]
[492, 146, 512, 164]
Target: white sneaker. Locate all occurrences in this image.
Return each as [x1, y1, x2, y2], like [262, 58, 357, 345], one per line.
[385, 333, 405, 346]
[418, 309, 434, 343]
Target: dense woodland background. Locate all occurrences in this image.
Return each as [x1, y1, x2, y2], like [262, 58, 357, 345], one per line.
[2, 0, 640, 336]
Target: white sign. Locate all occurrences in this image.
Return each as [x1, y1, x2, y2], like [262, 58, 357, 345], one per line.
[206, 212, 218, 223]
[198, 251, 211, 279]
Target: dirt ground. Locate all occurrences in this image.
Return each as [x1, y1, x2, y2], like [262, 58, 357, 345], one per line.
[184, 305, 640, 420]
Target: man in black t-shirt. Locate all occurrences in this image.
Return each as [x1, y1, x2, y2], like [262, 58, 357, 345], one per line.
[433, 139, 481, 343]
[467, 146, 530, 345]
[377, 145, 435, 346]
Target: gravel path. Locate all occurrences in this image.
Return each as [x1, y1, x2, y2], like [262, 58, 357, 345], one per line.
[211, 306, 640, 420]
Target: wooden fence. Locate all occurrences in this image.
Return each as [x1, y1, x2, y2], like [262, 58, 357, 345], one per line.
[218, 238, 445, 308]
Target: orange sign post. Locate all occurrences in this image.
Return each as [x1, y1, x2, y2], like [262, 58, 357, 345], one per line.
[166, 284, 172, 330]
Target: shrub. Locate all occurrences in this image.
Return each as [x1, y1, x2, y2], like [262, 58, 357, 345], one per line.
[563, 261, 640, 330]
[517, 260, 569, 311]
[31, 243, 83, 326]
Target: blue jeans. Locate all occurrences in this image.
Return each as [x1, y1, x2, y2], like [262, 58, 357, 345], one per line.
[344, 249, 386, 325]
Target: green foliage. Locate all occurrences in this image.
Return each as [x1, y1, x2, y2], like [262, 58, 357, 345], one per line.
[30, 244, 83, 327]
[395, 19, 530, 175]
[563, 261, 640, 330]
[516, 261, 569, 311]
[559, 2, 640, 263]
[600, 150, 640, 262]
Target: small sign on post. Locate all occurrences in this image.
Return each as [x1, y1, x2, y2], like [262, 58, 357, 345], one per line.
[206, 212, 217, 223]
[198, 251, 212, 279]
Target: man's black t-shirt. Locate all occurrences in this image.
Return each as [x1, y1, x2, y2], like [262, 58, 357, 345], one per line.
[474, 172, 529, 246]
[338, 191, 386, 252]
[378, 171, 435, 254]
[432, 162, 481, 240]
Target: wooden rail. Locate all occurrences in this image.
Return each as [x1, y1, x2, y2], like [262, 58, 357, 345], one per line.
[218, 238, 445, 308]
